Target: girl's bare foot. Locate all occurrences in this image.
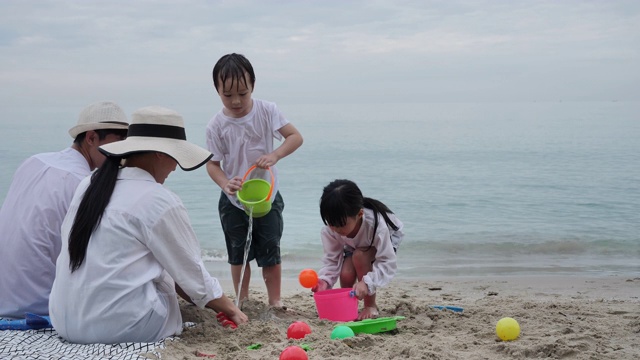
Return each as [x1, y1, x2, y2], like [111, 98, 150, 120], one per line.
[358, 306, 379, 320]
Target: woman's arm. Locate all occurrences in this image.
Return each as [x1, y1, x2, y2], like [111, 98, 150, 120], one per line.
[176, 284, 248, 326]
[204, 295, 248, 325]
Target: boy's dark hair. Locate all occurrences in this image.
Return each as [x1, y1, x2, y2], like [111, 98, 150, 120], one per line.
[320, 179, 399, 247]
[73, 129, 128, 145]
[212, 53, 256, 92]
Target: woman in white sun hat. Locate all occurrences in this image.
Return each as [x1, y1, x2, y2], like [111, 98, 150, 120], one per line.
[50, 106, 248, 344]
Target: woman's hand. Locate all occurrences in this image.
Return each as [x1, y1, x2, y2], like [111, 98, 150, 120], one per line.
[209, 295, 249, 328]
[227, 309, 249, 326]
[311, 279, 330, 293]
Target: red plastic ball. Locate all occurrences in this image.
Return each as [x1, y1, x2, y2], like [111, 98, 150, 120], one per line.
[298, 269, 318, 288]
[287, 321, 312, 339]
[279, 345, 308, 360]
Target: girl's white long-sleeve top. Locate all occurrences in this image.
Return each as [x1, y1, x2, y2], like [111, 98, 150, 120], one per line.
[318, 208, 404, 295]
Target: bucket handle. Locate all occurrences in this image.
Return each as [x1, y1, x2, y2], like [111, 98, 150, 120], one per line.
[242, 165, 274, 201]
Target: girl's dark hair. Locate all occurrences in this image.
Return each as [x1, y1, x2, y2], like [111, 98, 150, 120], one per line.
[320, 179, 399, 246]
[68, 155, 122, 272]
[212, 53, 256, 92]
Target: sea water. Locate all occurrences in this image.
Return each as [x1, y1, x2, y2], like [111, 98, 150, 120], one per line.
[1, 101, 639, 279]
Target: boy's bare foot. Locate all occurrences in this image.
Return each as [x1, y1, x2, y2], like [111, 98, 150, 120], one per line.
[237, 297, 248, 310]
[269, 300, 284, 308]
[269, 303, 287, 312]
[264, 303, 288, 320]
[358, 306, 379, 320]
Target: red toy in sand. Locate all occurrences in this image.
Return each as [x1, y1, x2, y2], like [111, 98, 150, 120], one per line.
[279, 345, 308, 360]
[286, 321, 312, 339]
[216, 312, 237, 329]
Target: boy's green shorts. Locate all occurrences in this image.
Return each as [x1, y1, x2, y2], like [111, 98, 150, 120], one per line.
[218, 191, 284, 267]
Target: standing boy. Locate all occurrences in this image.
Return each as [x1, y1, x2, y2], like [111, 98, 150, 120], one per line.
[205, 53, 303, 308]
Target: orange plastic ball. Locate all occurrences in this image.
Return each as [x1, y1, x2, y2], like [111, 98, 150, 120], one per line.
[280, 345, 308, 360]
[298, 269, 318, 288]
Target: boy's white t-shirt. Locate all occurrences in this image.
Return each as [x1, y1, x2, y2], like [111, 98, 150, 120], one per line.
[205, 98, 289, 209]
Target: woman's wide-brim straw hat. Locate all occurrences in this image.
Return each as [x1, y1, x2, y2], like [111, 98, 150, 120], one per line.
[68, 101, 130, 138]
[99, 106, 212, 171]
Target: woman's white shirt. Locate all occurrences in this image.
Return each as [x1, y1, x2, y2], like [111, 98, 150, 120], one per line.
[50, 167, 223, 344]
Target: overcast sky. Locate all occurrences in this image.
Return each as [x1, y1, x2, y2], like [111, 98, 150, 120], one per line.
[1, 0, 639, 114]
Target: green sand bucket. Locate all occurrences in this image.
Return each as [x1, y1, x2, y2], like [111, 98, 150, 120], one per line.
[237, 165, 274, 218]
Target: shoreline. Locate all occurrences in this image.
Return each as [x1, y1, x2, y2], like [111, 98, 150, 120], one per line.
[387, 274, 640, 300]
[214, 272, 640, 301]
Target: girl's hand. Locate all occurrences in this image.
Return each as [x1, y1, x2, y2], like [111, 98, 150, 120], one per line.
[223, 176, 243, 195]
[311, 279, 329, 293]
[353, 281, 369, 300]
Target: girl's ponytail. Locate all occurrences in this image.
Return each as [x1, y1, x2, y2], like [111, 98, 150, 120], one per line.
[363, 197, 399, 248]
[68, 156, 121, 272]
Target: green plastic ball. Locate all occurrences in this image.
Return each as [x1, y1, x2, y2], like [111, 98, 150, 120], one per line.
[331, 325, 355, 339]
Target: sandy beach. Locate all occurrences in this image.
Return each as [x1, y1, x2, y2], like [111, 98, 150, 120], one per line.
[156, 275, 640, 359]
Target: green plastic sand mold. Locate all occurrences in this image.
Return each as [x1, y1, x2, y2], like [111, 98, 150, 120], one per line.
[342, 316, 406, 334]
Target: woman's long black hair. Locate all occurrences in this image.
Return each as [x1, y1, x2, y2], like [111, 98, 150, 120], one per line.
[68, 155, 122, 272]
[320, 179, 399, 247]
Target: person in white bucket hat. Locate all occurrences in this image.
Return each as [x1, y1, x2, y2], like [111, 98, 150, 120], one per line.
[50, 106, 248, 344]
[0, 101, 129, 320]
[68, 101, 129, 138]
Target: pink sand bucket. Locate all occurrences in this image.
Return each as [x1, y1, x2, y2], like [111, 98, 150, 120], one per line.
[313, 288, 358, 322]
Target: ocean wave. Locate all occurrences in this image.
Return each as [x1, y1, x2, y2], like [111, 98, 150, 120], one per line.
[200, 249, 227, 262]
[200, 249, 301, 262]
[403, 238, 640, 257]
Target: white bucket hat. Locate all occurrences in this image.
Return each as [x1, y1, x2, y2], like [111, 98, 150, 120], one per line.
[99, 106, 212, 171]
[68, 101, 129, 138]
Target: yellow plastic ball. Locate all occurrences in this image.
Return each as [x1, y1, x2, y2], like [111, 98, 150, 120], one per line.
[496, 317, 520, 341]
